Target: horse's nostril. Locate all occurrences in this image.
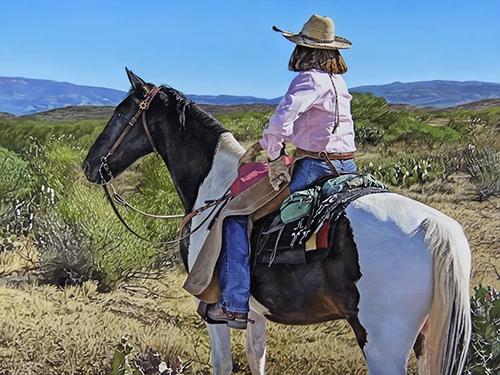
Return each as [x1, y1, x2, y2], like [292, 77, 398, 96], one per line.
[82, 161, 90, 176]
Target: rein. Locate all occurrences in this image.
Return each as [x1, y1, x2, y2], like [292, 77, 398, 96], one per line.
[98, 85, 231, 245]
[102, 184, 231, 245]
[107, 183, 185, 220]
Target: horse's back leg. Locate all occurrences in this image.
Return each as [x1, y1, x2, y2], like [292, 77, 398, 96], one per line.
[206, 322, 233, 375]
[246, 310, 267, 375]
[346, 204, 433, 375]
[359, 300, 430, 375]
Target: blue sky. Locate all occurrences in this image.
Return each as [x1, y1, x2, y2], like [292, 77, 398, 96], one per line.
[1, 0, 499, 98]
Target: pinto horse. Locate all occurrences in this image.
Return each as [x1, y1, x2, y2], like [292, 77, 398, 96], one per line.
[83, 69, 471, 375]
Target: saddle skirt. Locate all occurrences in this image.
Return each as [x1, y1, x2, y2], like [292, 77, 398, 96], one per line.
[250, 174, 388, 267]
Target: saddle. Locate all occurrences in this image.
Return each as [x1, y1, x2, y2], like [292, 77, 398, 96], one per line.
[183, 161, 387, 303]
[250, 175, 388, 268]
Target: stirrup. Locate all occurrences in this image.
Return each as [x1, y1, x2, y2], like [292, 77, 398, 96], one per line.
[197, 302, 254, 329]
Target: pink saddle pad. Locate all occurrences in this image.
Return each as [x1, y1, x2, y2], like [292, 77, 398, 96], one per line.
[230, 156, 293, 196]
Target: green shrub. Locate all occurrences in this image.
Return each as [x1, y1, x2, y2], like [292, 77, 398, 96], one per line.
[351, 92, 400, 129]
[355, 121, 385, 146]
[56, 180, 179, 289]
[385, 115, 462, 149]
[216, 111, 272, 142]
[53, 153, 184, 288]
[0, 146, 36, 202]
[0, 146, 38, 253]
[25, 141, 83, 203]
[465, 285, 500, 374]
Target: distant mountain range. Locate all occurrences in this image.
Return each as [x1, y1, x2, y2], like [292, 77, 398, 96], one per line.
[186, 94, 279, 106]
[0, 77, 127, 116]
[351, 80, 500, 108]
[1, 76, 500, 116]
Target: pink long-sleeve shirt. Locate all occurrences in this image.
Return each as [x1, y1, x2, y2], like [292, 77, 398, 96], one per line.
[259, 69, 356, 161]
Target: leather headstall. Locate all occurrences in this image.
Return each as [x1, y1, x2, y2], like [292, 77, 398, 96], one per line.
[99, 85, 161, 183]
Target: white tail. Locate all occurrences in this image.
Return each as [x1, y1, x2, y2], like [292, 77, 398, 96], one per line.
[418, 217, 471, 375]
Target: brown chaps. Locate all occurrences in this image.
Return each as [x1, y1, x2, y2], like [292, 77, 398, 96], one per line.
[183, 175, 289, 303]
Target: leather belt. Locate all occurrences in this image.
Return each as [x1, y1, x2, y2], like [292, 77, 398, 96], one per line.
[295, 148, 355, 160]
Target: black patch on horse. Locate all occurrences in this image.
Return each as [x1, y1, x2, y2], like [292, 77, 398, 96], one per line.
[250, 211, 364, 326]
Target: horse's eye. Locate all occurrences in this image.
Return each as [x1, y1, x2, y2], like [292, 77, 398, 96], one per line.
[116, 112, 123, 118]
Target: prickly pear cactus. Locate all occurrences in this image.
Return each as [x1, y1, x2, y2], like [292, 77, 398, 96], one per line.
[109, 337, 188, 375]
[363, 156, 445, 187]
[465, 285, 500, 374]
[0, 202, 34, 253]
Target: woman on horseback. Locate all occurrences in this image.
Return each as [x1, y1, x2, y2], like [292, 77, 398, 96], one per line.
[206, 14, 357, 329]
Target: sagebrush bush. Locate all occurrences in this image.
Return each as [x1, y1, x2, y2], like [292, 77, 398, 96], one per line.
[33, 211, 96, 287]
[466, 146, 500, 200]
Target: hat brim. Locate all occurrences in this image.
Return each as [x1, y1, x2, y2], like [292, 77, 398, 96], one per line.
[273, 26, 352, 50]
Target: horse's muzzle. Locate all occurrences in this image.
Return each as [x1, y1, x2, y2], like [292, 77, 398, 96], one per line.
[82, 160, 107, 184]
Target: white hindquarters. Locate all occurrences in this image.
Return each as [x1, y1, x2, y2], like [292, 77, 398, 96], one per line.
[347, 193, 471, 375]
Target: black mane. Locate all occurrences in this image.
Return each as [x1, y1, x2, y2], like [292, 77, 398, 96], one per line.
[158, 85, 228, 134]
[153, 85, 230, 212]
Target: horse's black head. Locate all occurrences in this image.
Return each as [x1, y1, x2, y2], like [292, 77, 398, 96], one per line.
[83, 68, 162, 184]
[83, 68, 230, 211]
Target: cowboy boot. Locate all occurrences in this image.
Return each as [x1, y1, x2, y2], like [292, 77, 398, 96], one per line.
[204, 303, 249, 330]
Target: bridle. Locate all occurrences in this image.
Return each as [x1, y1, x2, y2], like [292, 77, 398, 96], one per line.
[96, 85, 232, 245]
[99, 85, 161, 183]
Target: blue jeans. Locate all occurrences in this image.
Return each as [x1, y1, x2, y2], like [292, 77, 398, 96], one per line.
[289, 157, 357, 193]
[217, 157, 357, 312]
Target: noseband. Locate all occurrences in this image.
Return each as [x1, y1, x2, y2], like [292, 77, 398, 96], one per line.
[99, 85, 161, 183]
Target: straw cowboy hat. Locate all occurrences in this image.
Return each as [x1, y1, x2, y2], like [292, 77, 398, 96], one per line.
[273, 14, 351, 50]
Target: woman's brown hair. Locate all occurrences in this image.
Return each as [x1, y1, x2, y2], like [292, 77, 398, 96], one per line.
[288, 45, 348, 74]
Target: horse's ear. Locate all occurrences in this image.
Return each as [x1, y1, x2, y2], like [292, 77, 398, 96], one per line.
[126, 67, 146, 91]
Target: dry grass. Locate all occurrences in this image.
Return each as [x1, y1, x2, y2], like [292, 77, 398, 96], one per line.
[0, 269, 215, 375]
[0, 190, 498, 374]
[0, 244, 38, 279]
